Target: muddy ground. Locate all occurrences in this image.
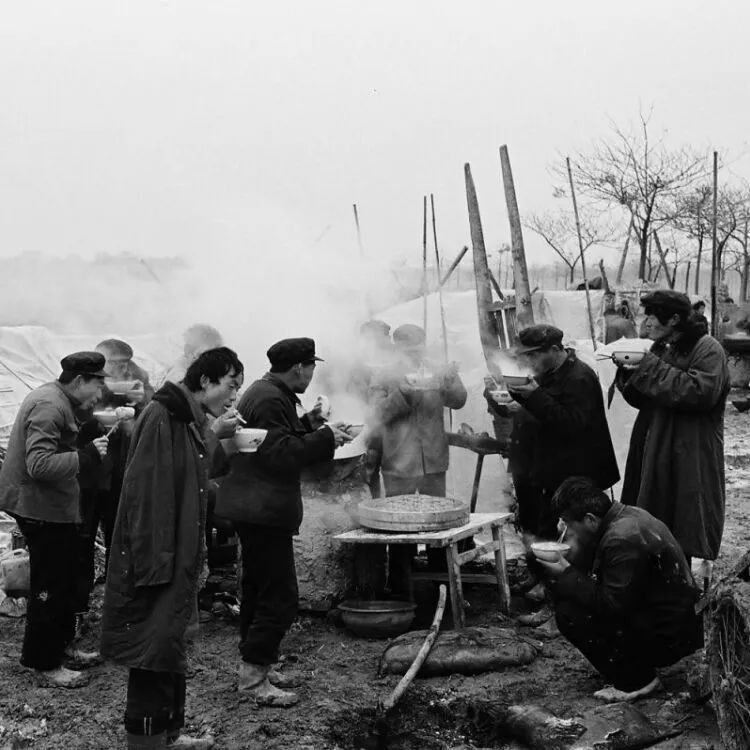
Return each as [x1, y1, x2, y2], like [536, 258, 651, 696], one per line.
[2, 398, 750, 749]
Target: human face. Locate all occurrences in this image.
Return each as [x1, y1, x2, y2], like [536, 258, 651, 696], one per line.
[294, 362, 317, 394]
[102, 355, 131, 380]
[73, 375, 105, 409]
[521, 348, 557, 378]
[643, 311, 679, 342]
[560, 514, 599, 553]
[200, 369, 243, 417]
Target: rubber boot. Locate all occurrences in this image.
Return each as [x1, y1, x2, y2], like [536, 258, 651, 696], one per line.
[34, 666, 88, 688]
[126, 731, 167, 749]
[238, 662, 298, 707]
[166, 734, 215, 748]
[267, 667, 299, 689]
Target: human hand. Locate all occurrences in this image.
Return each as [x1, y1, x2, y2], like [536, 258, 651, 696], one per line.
[92, 436, 109, 458]
[328, 424, 353, 447]
[507, 379, 539, 399]
[211, 409, 241, 440]
[536, 554, 571, 578]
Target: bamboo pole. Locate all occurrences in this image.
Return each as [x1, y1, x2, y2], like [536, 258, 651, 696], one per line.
[499, 146, 534, 328]
[711, 152, 718, 337]
[422, 196, 428, 336]
[430, 194, 449, 365]
[353, 204, 364, 258]
[439, 246, 468, 288]
[566, 157, 597, 350]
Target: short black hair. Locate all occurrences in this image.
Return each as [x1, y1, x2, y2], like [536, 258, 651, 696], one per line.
[183, 347, 243, 391]
[551, 476, 612, 521]
[642, 303, 689, 328]
[58, 371, 104, 386]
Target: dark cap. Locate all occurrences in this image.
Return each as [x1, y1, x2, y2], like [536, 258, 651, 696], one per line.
[267, 337, 323, 369]
[640, 289, 691, 316]
[393, 324, 426, 346]
[515, 324, 564, 354]
[60, 351, 108, 378]
[95, 338, 133, 359]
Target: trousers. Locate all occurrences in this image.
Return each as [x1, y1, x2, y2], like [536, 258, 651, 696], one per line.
[235, 523, 298, 665]
[16, 517, 78, 670]
[125, 668, 186, 737]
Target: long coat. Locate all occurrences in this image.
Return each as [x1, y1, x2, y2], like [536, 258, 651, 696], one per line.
[100, 382, 218, 674]
[369, 360, 467, 479]
[619, 332, 730, 560]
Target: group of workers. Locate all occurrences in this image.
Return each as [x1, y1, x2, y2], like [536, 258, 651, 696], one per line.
[0, 285, 733, 747]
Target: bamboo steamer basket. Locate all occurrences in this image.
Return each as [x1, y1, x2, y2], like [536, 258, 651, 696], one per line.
[357, 493, 470, 532]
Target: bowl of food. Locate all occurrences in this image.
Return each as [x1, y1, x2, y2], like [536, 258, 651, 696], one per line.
[612, 351, 646, 366]
[404, 371, 438, 390]
[341, 423, 364, 439]
[106, 380, 140, 395]
[233, 428, 268, 453]
[93, 409, 119, 428]
[503, 374, 531, 388]
[530, 541, 571, 562]
[338, 600, 417, 638]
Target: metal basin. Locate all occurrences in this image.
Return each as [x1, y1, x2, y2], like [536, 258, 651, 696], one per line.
[338, 600, 417, 638]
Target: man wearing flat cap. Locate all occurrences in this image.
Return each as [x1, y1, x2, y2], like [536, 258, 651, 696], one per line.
[217, 337, 351, 707]
[0, 352, 110, 688]
[616, 289, 730, 565]
[486, 324, 618, 613]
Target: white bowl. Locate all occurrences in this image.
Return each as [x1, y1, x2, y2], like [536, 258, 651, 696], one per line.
[530, 541, 571, 562]
[93, 409, 119, 427]
[612, 350, 645, 366]
[234, 428, 268, 453]
[503, 374, 531, 387]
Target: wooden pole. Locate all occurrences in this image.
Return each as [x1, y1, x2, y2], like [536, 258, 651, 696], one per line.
[465, 163, 501, 374]
[422, 196, 428, 336]
[616, 215, 634, 286]
[685, 260, 691, 293]
[499, 146, 534, 328]
[353, 204, 364, 258]
[439, 246, 469, 288]
[430, 194, 450, 366]
[711, 152, 718, 337]
[566, 157, 597, 350]
[652, 231, 674, 288]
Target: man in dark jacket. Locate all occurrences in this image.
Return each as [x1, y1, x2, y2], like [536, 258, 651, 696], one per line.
[489, 325, 619, 540]
[538, 477, 702, 703]
[101, 347, 243, 750]
[217, 338, 350, 707]
[0, 352, 109, 688]
[617, 290, 730, 564]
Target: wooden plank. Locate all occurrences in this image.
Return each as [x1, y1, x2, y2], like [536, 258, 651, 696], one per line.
[411, 571, 500, 585]
[456, 539, 502, 566]
[446, 544, 465, 629]
[492, 525, 511, 614]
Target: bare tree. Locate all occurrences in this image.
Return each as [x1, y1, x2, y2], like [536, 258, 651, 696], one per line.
[525, 207, 616, 284]
[560, 110, 708, 281]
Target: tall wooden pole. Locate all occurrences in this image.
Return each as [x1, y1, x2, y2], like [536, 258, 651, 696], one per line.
[499, 146, 534, 328]
[430, 194, 449, 365]
[422, 196, 428, 336]
[353, 204, 364, 258]
[710, 152, 718, 337]
[616, 216, 634, 285]
[685, 260, 691, 293]
[439, 246, 468, 288]
[566, 157, 597, 350]
[465, 163, 501, 373]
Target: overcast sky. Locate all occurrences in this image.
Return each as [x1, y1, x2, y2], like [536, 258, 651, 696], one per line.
[1, 0, 749, 272]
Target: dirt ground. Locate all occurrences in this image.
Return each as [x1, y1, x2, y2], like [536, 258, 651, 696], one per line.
[2, 397, 750, 749]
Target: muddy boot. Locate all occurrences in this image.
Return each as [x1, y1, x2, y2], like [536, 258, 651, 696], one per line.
[238, 662, 298, 707]
[126, 732, 167, 749]
[166, 734, 215, 748]
[267, 667, 299, 689]
[64, 647, 103, 669]
[34, 666, 88, 688]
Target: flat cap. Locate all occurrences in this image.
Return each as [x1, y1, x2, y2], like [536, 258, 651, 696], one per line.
[96, 338, 133, 359]
[60, 351, 108, 377]
[516, 324, 564, 354]
[640, 289, 691, 316]
[267, 337, 323, 369]
[393, 324, 426, 346]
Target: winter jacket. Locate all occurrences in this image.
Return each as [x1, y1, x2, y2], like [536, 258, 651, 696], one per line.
[497, 351, 619, 492]
[216, 374, 335, 533]
[0, 381, 101, 523]
[369, 360, 467, 479]
[100, 382, 221, 673]
[618, 331, 730, 559]
[553, 503, 702, 653]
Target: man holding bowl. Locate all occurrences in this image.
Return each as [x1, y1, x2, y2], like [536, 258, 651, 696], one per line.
[536, 476, 702, 703]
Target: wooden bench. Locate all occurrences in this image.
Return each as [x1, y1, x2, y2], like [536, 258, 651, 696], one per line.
[335, 512, 512, 629]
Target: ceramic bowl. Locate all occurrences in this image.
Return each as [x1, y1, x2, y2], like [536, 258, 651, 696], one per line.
[93, 409, 119, 428]
[503, 374, 531, 387]
[612, 350, 646, 366]
[234, 428, 268, 453]
[338, 600, 417, 638]
[106, 380, 141, 395]
[530, 541, 571, 562]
